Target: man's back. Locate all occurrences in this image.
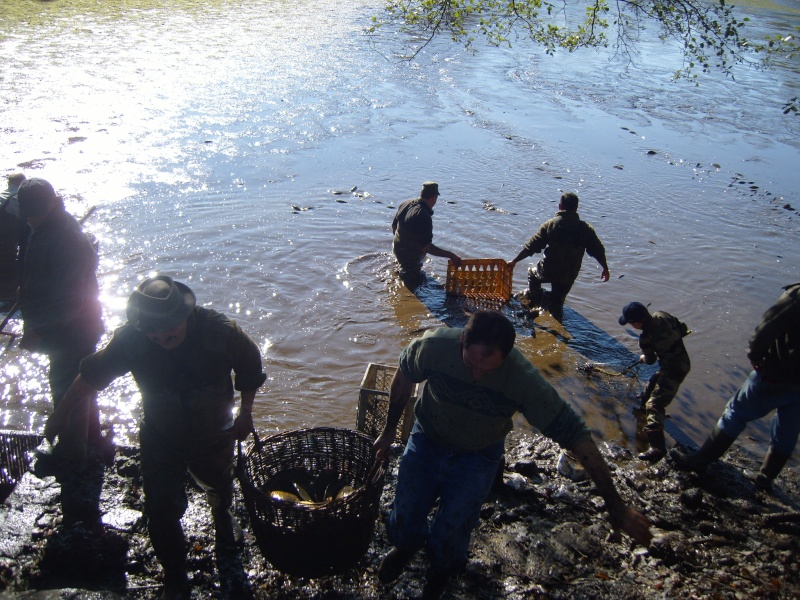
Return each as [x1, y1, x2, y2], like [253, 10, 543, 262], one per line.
[392, 197, 433, 271]
[19, 207, 101, 339]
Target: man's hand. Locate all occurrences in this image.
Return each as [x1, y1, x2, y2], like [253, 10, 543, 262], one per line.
[374, 430, 394, 464]
[507, 259, 517, 270]
[232, 412, 254, 441]
[607, 504, 653, 548]
[600, 267, 610, 282]
[44, 411, 66, 444]
[450, 253, 463, 268]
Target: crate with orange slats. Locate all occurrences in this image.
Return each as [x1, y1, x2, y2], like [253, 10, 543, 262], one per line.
[445, 258, 513, 302]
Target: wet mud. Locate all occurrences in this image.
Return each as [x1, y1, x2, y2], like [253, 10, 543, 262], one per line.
[2, 429, 799, 599]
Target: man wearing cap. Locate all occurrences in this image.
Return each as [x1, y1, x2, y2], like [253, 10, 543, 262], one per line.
[507, 192, 609, 319]
[618, 302, 691, 462]
[672, 283, 800, 492]
[45, 275, 267, 600]
[16, 177, 105, 479]
[391, 182, 463, 289]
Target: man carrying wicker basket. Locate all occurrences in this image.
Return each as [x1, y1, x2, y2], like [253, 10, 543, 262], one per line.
[44, 275, 267, 600]
[374, 310, 651, 599]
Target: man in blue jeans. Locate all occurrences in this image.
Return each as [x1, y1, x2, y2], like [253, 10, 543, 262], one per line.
[672, 282, 800, 492]
[374, 311, 652, 599]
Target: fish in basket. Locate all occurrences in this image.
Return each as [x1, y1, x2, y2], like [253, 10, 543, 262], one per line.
[236, 427, 385, 578]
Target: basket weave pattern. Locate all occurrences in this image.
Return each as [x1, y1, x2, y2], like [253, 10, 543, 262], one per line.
[0, 430, 43, 503]
[237, 427, 385, 578]
[445, 258, 512, 302]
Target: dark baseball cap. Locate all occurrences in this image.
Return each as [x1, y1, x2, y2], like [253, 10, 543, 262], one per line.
[618, 302, 649, 325]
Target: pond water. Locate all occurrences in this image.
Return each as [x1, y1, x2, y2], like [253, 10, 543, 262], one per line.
[1, 0, 799, 462]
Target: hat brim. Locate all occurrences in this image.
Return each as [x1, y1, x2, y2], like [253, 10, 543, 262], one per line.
[133, 282, 196, 333]
[618, 315, 628, 326]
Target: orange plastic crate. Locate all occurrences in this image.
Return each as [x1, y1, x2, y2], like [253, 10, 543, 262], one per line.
[445, 258, 512, 302]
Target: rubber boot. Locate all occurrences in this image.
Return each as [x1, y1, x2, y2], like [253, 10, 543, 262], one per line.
[490, 455, 508, 494]
[638, 427, 666, 463]
[213, 507, 244, 551]
[750, 447, 792, 492]
[670, 425, 736, 473]
[148, 518, 189, 600]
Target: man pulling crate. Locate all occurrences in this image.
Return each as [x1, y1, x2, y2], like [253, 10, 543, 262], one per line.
[391, 182, 463, 290]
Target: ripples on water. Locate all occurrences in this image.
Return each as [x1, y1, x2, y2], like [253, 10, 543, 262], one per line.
[1, 0, 798, 458]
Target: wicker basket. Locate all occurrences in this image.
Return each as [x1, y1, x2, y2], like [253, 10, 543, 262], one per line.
[445, 258, 513, 302]
[0, 430, 44, 503]
[237, 427, 386, 578]
[356, 363, 418, 443]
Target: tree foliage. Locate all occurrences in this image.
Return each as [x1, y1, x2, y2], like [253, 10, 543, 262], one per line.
[367, 0, 798, 80]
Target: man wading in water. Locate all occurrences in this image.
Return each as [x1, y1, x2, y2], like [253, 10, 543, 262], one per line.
[392, 181, 463, 290]
[508, 192, 609, 321]
[46, 275, 266, 600]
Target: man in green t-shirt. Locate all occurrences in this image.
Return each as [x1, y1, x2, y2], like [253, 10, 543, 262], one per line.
[374, 311, 651, 599]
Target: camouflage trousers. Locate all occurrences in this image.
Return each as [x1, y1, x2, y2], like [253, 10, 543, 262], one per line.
[642, 369, 688, 430]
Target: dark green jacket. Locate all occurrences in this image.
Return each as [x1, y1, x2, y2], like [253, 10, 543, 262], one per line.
[400, 326, 590, 453]
[392, 198, 433, 272]
[747, 282, 800, 384]
[638, 311, 691, 376]
[18, 206, 102, 349]
[81, 307, 266, 450]
[514, 211, 607, 285]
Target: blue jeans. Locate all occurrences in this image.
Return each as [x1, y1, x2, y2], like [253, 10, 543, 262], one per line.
[386, 422, 503, 573]
[718, 370, 800, 455]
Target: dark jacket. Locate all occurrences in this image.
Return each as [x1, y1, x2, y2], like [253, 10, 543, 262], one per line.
[80, 307, 266, 449]
[392, 198, 433, 272]
[638, 311, 691, 376]
[747, 282, 800, 384]
[18, 206, 102, 349]
[515, 211, 607, 285]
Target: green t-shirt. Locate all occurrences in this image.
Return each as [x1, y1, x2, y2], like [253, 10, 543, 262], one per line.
[399, 326, 590, 452]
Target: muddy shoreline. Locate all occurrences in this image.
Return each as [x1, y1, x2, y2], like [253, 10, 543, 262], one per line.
[1, 428, 799, 599]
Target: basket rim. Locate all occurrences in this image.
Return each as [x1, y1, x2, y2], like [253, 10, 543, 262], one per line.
[237, 426, 384, 511]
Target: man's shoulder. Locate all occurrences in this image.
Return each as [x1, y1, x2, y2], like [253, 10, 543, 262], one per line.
[418, 326, 461, 344]
[406, 326, 460, 356]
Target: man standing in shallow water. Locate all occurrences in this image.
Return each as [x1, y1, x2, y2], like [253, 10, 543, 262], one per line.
[374, 310, 651, 599]
[45, 275, 266, 600]
[508, 192, 609, 319]
[392, 181, 463, 290]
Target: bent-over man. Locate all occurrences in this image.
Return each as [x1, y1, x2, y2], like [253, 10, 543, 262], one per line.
[618, 301, 691, 462]
[672, 282, 800, 492]
[46, 275, 267, 600]
[374, 311, 651, 599]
